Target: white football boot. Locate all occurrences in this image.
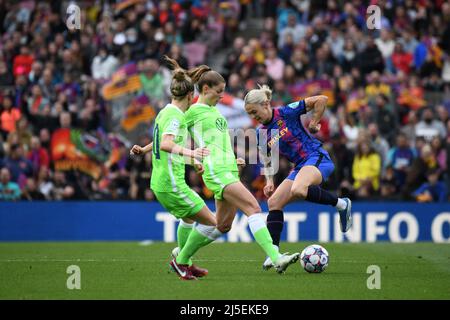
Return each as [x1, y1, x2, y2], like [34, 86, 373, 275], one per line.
[262, 256, 274, 270]
[274, 252, 300, 274]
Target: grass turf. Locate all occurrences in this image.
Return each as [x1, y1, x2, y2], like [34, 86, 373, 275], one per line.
[0, 242, 449, 300]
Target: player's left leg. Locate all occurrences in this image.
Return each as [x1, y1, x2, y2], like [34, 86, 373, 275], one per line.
[291, 163, 352, 232]
[262, 179, 295, 270]
[266, 179, 294, 247]
[172, 204, 221, 279]
[172, 217, 195, 259]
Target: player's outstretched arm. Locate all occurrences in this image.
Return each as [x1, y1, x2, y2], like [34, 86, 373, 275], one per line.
[259, 148, 275, 197]
[160, 134, 210, 161]
[304, 95, 328, 134]
[130, 142, 153, 155]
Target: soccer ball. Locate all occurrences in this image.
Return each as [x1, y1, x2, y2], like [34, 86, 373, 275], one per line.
[300, 244, 329, 273]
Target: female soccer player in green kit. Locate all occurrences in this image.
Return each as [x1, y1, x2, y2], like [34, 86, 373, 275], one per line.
[130, 57, 226, 280]
[174, 67, 300, 274]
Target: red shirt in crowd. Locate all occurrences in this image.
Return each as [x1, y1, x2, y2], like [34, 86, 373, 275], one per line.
[13, 54, 34, 77]
[392, 51, 413, 74]
[28, 148, 50, 170]
[0, 108, 21, 133]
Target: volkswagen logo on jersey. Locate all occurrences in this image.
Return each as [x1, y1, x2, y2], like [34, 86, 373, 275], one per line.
[215, 118, 227, 131]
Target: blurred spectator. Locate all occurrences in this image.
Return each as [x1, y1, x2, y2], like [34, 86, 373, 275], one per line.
[27, 136, 50, 176]
[39, 68, 57, 103]
[392, 43, 413, 75]
[271, 80, 293, 106]
[365, 71, 392, 100]
[339, 39, 357, 73]
[367, 123, 390, 167]
[0, 96, 21, 138]
[168, 44, 189, 70]
[279, 33, 294, 63]
[139, 59, 167, 109]
[352, 140, 382, 198]
[430, 136, 447, 172]
[226, 73, 246, 99]
[415, 107, 447, 141]
[277, 13, 306, 49]
[37, 166, 53, 200]
[413, 168, 448, 202]
[326, 134, 354, 191]
[375, 29, 395, 72]
[51, 171, 75, 201]
[380, 166, 399, 200]
[27, 84, 49, 115]
[0, 61, 14, 86]
[13, 45, 34, 78]
[402, 143, 438, 200]
[399, 29, 418, 54]
[223, 36, 246, 78]
[0, 167, 21, 201]
[91, 46, 119, 81]
[265, 47, 285, 81]
[357, 37, 384, 76]
[326, 27, 344, 60]
[374, 94, 397, 144]
[21, 177, 45, 201]
[0, 144, 32, 185]
[401, 110, 419, 146]
[387, 133, 416, 186]
[436, 105, 449, 124]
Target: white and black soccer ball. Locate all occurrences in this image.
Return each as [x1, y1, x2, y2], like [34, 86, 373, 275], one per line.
[300, 244, 329, 273]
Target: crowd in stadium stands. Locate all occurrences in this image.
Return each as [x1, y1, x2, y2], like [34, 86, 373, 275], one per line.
[0, 0, 449, 202]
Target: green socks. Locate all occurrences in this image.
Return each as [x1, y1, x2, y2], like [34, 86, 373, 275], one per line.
[248, 214, 281, 263]
[176, 225, 222, 265]
[177, 220, 194, 250]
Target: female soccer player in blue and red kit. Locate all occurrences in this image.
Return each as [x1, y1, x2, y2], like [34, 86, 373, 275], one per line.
[244, 85, 353, 269]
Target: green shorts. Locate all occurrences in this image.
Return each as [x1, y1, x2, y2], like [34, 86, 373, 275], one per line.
[203, 170, 240, 200]
[153, 187, 205, 219]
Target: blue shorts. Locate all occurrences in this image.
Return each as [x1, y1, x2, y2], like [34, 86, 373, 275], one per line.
[287, 150, 335, 182]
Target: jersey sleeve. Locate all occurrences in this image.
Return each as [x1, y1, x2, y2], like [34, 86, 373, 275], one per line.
[161, 112, 183, 136]
[280, 100, 306, 119]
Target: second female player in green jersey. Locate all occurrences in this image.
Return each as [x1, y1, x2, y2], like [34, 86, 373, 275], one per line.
[130, 57, 226, 280]
[180, 67, 300, 274]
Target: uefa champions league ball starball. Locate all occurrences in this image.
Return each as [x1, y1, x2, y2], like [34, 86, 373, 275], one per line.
[300, 244, 329, 273]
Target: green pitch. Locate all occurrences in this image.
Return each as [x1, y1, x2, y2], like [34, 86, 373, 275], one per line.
[0, 242, 449, 300]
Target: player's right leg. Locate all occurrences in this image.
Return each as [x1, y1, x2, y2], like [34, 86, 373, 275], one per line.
[291, 164, 352, 232]
[214, 197, 238, 234]
[222, 181, 299, 274]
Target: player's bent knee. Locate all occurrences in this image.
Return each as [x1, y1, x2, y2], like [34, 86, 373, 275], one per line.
[291, 186, 308, 199]
[267, 196, 281, 210]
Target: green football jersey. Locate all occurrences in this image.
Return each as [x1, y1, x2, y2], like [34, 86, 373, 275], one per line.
[150, 104, 188, 192]
[185, 103, 238, 175]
